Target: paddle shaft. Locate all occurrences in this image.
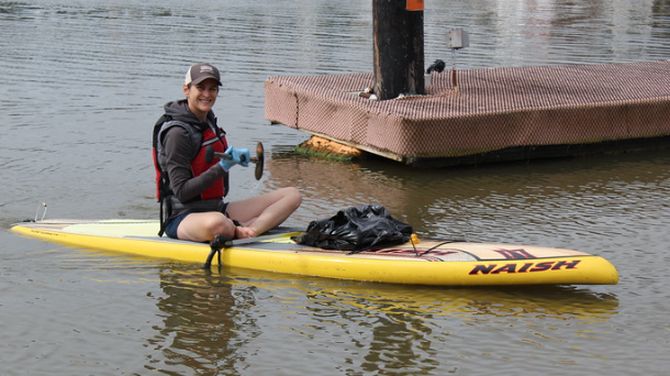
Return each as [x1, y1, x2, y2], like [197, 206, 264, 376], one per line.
[213, 151, 259, 164]
[205, 142, 264, 180]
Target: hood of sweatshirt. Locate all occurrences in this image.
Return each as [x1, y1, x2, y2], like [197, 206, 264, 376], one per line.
[163, 99, 216, 132]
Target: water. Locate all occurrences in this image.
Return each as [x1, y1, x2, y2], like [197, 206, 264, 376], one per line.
[1, 0, 670, 374]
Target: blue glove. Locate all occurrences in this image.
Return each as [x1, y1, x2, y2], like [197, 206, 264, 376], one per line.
[218, 146, 250, 171]
[230, 146, 251, 167]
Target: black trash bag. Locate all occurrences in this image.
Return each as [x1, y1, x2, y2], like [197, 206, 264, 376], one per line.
[293, 205, 413, 253]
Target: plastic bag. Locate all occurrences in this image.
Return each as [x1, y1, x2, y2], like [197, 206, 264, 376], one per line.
[293, 205, 413, 253]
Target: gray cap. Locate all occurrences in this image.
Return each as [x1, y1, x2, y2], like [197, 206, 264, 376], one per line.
[184, 63, 221, 86]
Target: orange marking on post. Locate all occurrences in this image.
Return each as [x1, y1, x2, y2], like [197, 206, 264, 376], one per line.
[406, 0, 424, 11]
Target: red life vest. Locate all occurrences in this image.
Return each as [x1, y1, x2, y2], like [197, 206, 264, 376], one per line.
[152, 117, 229, 202]
[192, 125, 228, 200]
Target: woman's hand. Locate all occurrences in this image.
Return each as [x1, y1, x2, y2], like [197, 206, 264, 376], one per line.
[218, 146, 251, 171]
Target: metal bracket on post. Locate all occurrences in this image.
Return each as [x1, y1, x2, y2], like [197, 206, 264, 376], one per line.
[447, 28, 469, 93]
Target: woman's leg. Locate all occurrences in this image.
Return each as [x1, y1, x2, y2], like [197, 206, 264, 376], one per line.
[226, 187, 302, 238]
[177, 211, 236, 242]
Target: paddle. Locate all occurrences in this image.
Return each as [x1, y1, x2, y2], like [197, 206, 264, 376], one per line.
[205, 142, 265, 180]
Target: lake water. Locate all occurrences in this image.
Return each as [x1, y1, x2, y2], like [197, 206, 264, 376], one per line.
[1, 0, 670, 375]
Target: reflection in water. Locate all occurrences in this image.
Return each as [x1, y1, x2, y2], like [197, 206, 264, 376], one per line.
[147, 265, 618, 374]
[267, 148, 670, 244]
[147, 266, 260, 375]
[300, 283, 619, 322]
[308, 285, 617, 374]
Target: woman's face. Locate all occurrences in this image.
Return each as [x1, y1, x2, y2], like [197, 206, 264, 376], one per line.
[183, 78, 219, 119]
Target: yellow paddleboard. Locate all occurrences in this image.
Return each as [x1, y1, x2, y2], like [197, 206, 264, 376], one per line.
[10, 219, 618, 286]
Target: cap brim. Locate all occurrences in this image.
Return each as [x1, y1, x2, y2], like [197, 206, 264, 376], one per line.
[191, 76, 222, 86]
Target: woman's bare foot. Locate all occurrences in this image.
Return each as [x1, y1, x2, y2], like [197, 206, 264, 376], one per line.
[235, 226, 257, 239]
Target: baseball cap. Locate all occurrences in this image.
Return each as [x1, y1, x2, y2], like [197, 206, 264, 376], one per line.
[184, 63, 222, 86]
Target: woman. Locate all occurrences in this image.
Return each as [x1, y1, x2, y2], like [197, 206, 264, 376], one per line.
[153, 63, 301, 242]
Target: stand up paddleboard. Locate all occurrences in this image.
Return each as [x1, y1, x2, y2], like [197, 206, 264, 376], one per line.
[10, 219, 618, 286]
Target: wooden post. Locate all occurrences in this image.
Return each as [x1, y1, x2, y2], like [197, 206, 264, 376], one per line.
[372, 0, 425, 100]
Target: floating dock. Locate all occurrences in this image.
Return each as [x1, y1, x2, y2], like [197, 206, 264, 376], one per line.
[264, 60, 670, 166]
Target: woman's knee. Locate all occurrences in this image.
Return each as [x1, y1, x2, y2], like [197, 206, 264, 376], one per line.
[178, 212, 236, 242]
[203, 213, 236, 238]
[281, 186, 302, 209]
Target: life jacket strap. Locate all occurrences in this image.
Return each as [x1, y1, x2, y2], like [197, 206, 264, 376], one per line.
[158, 195, 172, 237]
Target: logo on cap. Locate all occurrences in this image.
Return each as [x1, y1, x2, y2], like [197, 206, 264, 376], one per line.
[199, 65, 215, 74]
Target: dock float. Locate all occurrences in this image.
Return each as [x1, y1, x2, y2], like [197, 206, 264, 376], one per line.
[264, 61, 670, 166]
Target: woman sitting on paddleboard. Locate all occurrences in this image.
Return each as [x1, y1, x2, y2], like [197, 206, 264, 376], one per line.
[153, 63, 301, 242]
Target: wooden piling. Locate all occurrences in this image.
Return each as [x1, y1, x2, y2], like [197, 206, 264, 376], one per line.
[372, 0, 425, 100]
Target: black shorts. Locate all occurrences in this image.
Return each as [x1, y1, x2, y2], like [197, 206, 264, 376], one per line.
[164, 203, 230, 239]
[165, 211, 191, 239]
